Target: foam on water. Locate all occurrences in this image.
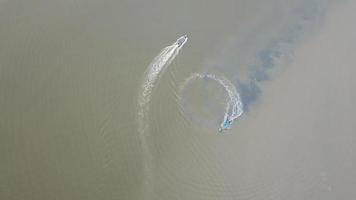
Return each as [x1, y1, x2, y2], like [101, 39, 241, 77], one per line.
[137, 35, 187, 198]
[137, 35, 243, 198]
[178, 73, 243, 132]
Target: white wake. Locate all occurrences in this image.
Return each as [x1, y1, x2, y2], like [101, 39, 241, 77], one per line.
[178, 73, 243, 132]
[137, 35, 243, 199]
[137, 35, 187, 199]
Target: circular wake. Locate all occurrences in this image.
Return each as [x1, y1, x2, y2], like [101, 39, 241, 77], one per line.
[178, 73, 243, 132]
[137, 35, 243, 199]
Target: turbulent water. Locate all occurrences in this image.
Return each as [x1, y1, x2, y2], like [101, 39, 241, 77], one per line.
[178, 73, 243, 132]
[137, 35, 187, 198]
[3, 0, 356, 200]
[138, 45, 179, 133]
[137, 35, 245, 198]
[136, 2, 334, 199]
[138, 35, 188, 136]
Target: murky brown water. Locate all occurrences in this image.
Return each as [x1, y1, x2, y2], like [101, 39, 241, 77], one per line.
[1, 0, 355, 199]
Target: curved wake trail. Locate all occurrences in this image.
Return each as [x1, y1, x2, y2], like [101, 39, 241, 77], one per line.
[137, 35, 187, 198]
[179, 73, 243, 132]
[137, 35, 243, 199]
[138, 44, 178, 131]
